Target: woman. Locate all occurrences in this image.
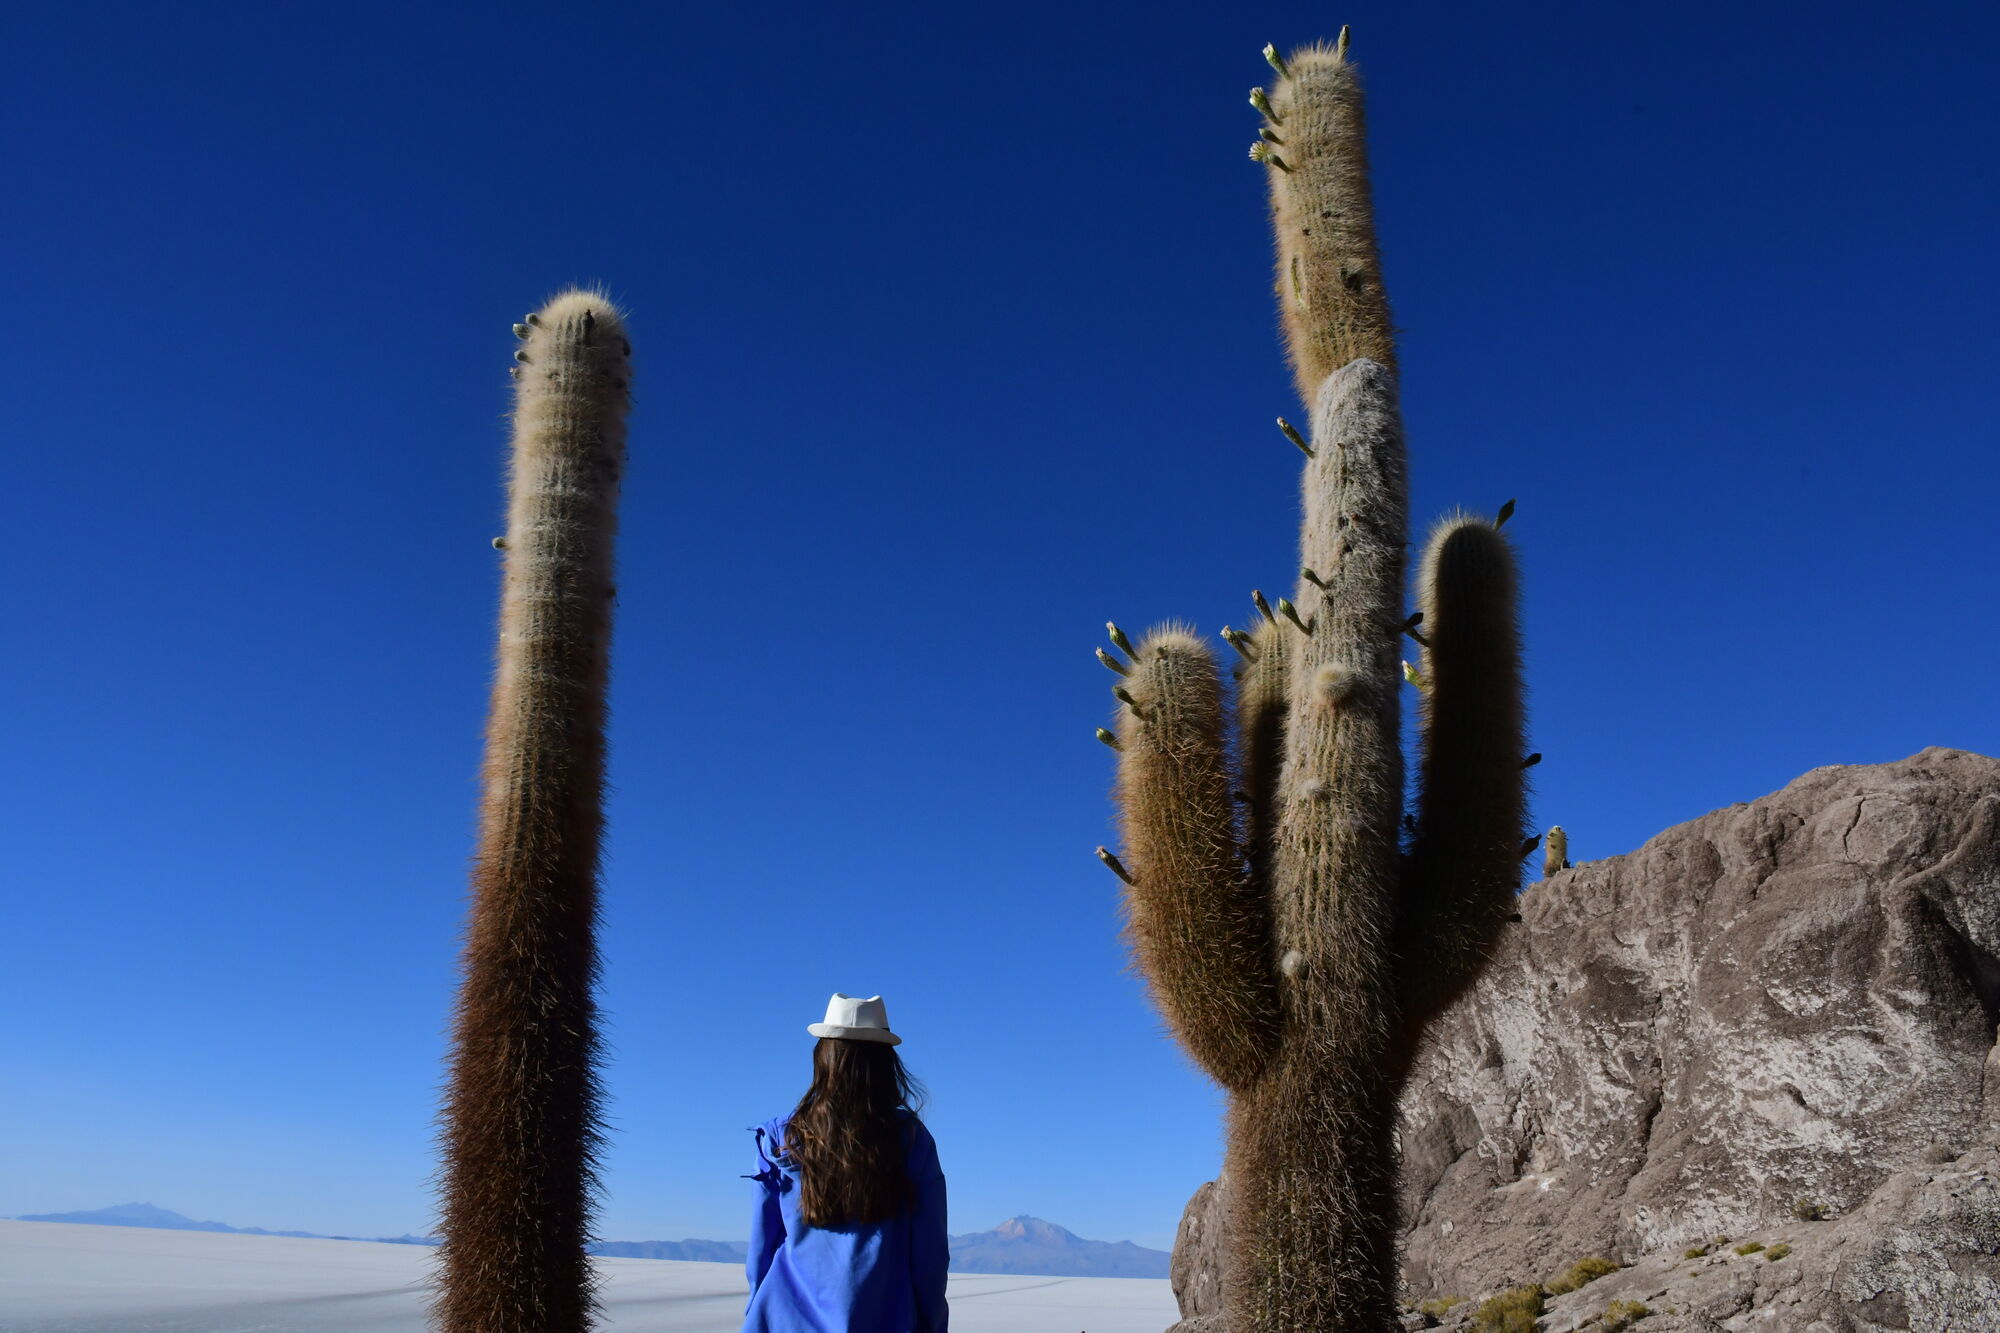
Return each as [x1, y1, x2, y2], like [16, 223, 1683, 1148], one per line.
[744, 993, 949, 1333]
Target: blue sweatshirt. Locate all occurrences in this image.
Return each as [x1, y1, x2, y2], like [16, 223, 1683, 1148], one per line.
[742, 1110, 949, 1333]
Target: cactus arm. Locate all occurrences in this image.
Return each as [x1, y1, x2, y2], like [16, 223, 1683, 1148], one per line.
[437, 291, 631, 1333]
[1112, 627, 1281, 1091]
[1260, 42, 1397, 406]
[1234, 616, 1291, 888]
[1394, 515, 1529, 1045]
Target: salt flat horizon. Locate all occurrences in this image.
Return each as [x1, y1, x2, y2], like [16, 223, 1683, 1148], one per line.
[0, 1219, 1180, 1333]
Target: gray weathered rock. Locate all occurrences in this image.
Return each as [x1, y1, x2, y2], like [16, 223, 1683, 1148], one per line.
[1169, 748, 2000, 1329]
[1168, 1176, 1228, 1333]
[1410, 1143, 2000, 1331]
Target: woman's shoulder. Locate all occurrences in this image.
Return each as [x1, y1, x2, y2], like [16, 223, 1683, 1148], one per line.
[896, 1109, 939, 1153]
[754, 1114, 792, 1159]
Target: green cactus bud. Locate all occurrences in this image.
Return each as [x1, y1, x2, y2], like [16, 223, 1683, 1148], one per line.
[1248, 141, 1292, 171]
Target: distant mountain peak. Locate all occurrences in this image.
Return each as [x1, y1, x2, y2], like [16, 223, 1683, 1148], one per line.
[949, 1215, 1167, 1278]
[992, 1215, 1075, 1243]
[17, 1203, 236, 1232]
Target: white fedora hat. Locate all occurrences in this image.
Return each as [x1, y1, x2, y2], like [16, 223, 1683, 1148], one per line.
[808, 993, 901, 1046]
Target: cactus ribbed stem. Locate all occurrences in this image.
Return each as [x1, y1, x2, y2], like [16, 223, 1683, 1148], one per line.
[1276, 360, 1407, 1046]
[1101, 35, 1529, 1332]
[436, 290, 631, 1333]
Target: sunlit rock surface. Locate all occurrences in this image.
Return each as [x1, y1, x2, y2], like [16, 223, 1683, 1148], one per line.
[1173, 749, 2000, 1331]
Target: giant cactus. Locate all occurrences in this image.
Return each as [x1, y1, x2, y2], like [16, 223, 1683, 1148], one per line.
[1097, 34, 1528, 1331]
[436, 291, 631, 1333]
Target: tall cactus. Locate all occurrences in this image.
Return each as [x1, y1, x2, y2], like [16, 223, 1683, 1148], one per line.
[436, 290, 631, 1333]
[1097, 34, 1528, 1331]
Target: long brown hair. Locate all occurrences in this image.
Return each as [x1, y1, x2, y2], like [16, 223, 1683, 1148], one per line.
[784, 1038, 926, 1227]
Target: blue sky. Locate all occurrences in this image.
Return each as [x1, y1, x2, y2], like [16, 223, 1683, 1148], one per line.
[2, 1, 1995, 1252]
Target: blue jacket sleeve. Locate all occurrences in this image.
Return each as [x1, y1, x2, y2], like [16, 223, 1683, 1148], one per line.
[908, 1122, 950, 1333]
[746, 1126, 785, 1303]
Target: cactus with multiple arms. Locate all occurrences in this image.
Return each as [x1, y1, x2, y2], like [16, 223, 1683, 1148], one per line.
[436, 291, 631, 1333]
[1100, 34, 1528, 1331]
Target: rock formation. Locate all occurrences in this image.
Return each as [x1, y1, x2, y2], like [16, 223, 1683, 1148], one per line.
[1169, 748, 2000, 1330]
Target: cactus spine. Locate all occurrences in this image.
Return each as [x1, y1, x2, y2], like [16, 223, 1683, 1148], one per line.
[1102, 36, 1528, 1331]
[436, 291, 631, 1333]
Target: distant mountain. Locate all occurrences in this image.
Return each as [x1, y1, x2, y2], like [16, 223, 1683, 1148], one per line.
[13, 1203, 315, 1238]
[589, 1238, 749, 1262]
[946, 1215, 1169, 1278]
[12, 1205, 1168, 1278]
[12, 1203, 404, 1244]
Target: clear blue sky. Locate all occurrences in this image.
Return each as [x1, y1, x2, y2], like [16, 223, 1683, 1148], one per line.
[3, 1, 1995, 1252]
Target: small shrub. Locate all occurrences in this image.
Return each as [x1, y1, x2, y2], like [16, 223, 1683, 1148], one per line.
[1682, 1245, 1710, 1259]
[1601, 1299, 1653, 1330]
[1765, 1243, 1792, 1261]
[1732, 1241, 1765, 1256]
[1471, 1285, 1546, 1333]
[1546, 1255, 1622, 1295]
[1420, 1295, 1465, 1318]
[1792, 1197, 1830, 1221]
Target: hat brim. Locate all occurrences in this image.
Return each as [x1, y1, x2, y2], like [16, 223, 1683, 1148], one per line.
[807, 1023, 901, 1046]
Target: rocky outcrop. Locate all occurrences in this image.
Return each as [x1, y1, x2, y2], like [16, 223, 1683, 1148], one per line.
[1169, 1177, 1227, 1332]
[1170, 748, 2000, 1330]
[1407, 1142, 2000, 1331]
